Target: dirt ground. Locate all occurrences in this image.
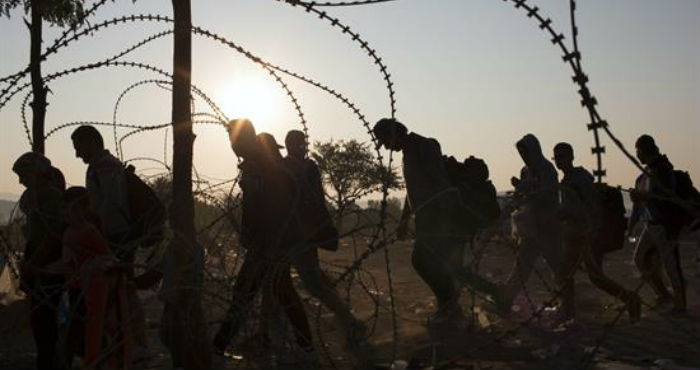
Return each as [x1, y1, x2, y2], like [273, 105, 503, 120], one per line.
[1, 235, 699, 370]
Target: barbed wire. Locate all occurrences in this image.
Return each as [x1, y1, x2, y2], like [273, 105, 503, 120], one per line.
[287, 0, 398, 7]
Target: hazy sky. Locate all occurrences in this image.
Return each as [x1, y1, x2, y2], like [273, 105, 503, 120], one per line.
[1, 0, 698, 198]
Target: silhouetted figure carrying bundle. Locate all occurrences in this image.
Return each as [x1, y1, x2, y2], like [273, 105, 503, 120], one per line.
[12, 152, 65, 370]
[373, 118, 467, 328]
[213, 120, 316, 367]
[628, 135, 688, 312]
[553, 142, 640, 321]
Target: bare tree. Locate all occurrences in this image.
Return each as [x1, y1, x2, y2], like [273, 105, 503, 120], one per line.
[0, 0, 87, 154]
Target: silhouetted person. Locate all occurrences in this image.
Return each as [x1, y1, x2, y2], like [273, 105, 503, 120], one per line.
[502, 134, 565, 313]
[46, 187, 132, 370]
[283, 129, 369, 354]
[12, 152, 65, 369]
[70, 125, 148, 356]
[553, 143, 640, 321]
[373, 118, 465, 326]
[213, 122, 316, 367]
[629, 135, 686, 312]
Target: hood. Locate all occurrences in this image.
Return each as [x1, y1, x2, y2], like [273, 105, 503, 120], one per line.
[516, 134, 545, 166]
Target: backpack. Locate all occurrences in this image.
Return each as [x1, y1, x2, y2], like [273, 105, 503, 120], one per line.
[124, 165, 166, 247]
[672, 170, 700, 231]
[592, 184, 627, 254]
[443, 155, 501, 231]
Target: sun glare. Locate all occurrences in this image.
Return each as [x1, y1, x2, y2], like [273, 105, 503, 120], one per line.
[217, 77, 279, 130]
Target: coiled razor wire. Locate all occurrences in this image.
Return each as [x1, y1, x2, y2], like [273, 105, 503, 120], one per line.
[2, 1, 697, 369]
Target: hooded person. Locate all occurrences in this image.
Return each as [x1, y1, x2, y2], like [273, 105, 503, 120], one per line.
[12, 152, 66, 370]
[501, 134, 565, 313]
[629, 135, 686, 312]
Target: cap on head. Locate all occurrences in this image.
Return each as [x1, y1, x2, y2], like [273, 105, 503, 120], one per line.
[12, 152, 51, 176]
[553, 142, 574, 159]
[71, 125, 104, 148]
[635, 134, 658, 154]
[257, 133, 283, 150]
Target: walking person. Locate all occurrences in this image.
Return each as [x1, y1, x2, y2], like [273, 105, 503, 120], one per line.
[283, 130, 370, 354]
[500, 134, 565, 314]
[70, 125, 148, 357]
[213, 121, 316, 368]
[629, 135, 686, 312]
[46, 187, 133, 370]
[373, 118, 466, 327]
[12, 152, 66, 369]
[553, 142, 640, 321]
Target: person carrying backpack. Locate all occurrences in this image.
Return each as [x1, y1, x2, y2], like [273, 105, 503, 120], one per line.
[629, 135, 687, 312]
[71, 125, 150, 358]
[373, 118, 466, 329]
[553, 143, 640, 321]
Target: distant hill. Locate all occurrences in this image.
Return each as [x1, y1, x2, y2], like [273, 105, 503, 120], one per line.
[0, 200, 19, 225]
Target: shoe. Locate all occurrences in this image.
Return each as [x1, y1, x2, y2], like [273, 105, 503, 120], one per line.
[212, 329, 230, 356]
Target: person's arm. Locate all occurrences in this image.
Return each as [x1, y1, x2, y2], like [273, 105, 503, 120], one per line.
[24, 187, 62, 269]
[396, 196, 412, 240]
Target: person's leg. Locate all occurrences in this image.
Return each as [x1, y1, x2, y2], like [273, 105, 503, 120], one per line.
[213, 257, 266, 352]
[633, 224, 672, 301]
[296, 248, 359, 328]
[83, 275, 110, 370]
[503, 237, 540, 308]
[656, 237, 686, 311]
[272, 266, 314, 352]
[412, 237, 461, 312]
[558, 236, 585, 319]
[586, 247, 641, 321]
[29, 287, 61, 369]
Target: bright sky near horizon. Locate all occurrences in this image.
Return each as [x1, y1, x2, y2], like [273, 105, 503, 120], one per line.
[1, 0, 698, 199]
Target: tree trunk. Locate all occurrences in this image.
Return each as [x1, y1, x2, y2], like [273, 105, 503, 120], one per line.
[29, 0, 47, 154]
[166, 1, 210, 368]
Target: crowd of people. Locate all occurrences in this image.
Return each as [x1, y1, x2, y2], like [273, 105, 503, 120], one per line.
[7, 117, 698, 369]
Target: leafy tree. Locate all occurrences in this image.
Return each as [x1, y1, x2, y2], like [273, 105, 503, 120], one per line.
[0, 0, 88, 154]
[311, 139, 402, 231]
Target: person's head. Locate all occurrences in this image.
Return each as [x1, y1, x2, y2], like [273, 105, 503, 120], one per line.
[227, 119, 257, 158]
[62, 186, 90, 223]
[515, 134, 541, 167]
[285, 130, 307, 159]
[71, 125, 104, 164]
[12, 152, 51, 188]
[372, 118, 408, 151]
[635, 134, 659, 165]
[256, 133, 284, 161]
[463, 156, 489, 183]
[553, 142, 575, 172]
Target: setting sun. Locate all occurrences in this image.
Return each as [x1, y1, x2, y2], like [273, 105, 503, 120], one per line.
[216, 76, 281, 130]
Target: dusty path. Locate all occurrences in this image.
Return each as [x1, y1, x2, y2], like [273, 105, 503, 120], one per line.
[1, 235, 698, 369]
